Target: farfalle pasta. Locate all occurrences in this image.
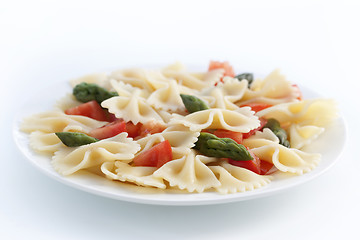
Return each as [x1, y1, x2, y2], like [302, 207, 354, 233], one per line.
[153, 150, 221, 193]
[101, 89, 165, 124]
[52, 133, 140, 175]
[21, 111, 106, 134]
[20, 61, 338, 194]
[169, 108, 260, 132]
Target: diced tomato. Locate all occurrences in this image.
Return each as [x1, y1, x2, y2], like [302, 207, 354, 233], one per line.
[139, 121, 166, 137]
[242, 118, 268, 139]
[125, 121, 142, 138]
[89, 119, 126, 140]
[201, 129, 214, 134]
[65, 100, 108, 121]
[260, 160, 274, 175]
[105, 111, 118, 122]
[124, 121, 166, 139]
[228, 147, 261, 174]
[132, 140, 173, 168]
[208, 61, 235, 78]
[292, 84, 303, 100]
[240, 103, 273, 113]
[212, 129, 243, 144]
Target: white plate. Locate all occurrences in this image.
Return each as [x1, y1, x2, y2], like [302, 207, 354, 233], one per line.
[12, 81, 347, 206]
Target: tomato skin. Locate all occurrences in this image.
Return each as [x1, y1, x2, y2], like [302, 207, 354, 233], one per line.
[125, 121, 142, 138]
[228, 147, 261, 174]
[139, 121, 166, 137]
[240, 103, 273, 113]
[228, 149, 276, 175]
[125, 121, 166, 139]
[132, 140, 173, 168]
[106, 111, 118, 122]
[155, 140, 173, 168]
[65, 100, 108, 121]
[89, 119, 126, 140]
[212, 129, 243, 144]
[208, 61, 235, 78]
[260, 160, 274, 175]
[242, 118, 268, 139]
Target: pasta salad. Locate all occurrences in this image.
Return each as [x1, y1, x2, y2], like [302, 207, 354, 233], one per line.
[20, 61, 338, 194]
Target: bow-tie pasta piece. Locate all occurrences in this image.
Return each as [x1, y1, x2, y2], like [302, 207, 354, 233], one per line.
[249, 128, 280, 143]
[110, 79, 150, 98]
[101, 161, 166, 189]
[162, 67, 216, 91]
[110, 68, 154, 92]
[161, 125, 200, 157]
[256, 99, 338, 127]
[200, 77, 248, 110]
[161, 61, 219, 82]
[101, 89, 165, 125]
[169, 108, 260, 132]
[29, 131, 63, 154]
[289, 124, 325, 149]
[203, 68, 225, 84]
[238, 69, 300, 105]
[136, 126, 199, 159]
[153, 150, 221, 193]
[155, 109, 174, 123]
[20, 111, 106, 134]
[144, 70, 177, 91]
[52, 133, 140, 175]
[147, 79, 186, 112]
[243, 138, 321, 174]
[209, 162, 272, 194]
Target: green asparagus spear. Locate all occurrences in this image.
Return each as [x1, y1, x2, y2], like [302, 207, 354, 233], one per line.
[180, 94, 209, 113]
[263, 118, 281, 129]
[194, 132, 253, 161]
[73, 82, 118, 104]
[235, 73, 253, 87]
[55, 132, 99, 147]
[264, 118, 290, 147]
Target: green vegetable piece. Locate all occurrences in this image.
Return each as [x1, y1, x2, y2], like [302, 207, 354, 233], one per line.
[264, 118, 281, 130]
[194, 132, 253, 161]
[235, 73, 253, 86]
[264, 118, 290, 148]
[180, 94, 209, 113]
[55, 132, 99, 147]
[282, 139, 290, 148]
[73, 82, 118, 104]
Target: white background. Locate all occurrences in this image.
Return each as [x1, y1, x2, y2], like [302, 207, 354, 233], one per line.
[1, 1, 360, 239]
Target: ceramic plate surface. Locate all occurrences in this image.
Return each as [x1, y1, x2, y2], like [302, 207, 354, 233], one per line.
[13, 78, 346, 206]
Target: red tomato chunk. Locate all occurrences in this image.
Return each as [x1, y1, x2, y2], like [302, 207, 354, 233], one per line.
[228, 147, 261, 174]
[132, 140, 173, 168]
[65, 100, 108, 121]
[89, 119, 126, 140]
[240, 103, 273, 113]
[212, 129, 243, 144]
[228, 148, 275, 175]
[125, 121, 166, 139]
[140, 121, 167, 137]
[125, 121, 142, 138]
[260, 160, 275, 175]
[242, 117, 268, 139]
